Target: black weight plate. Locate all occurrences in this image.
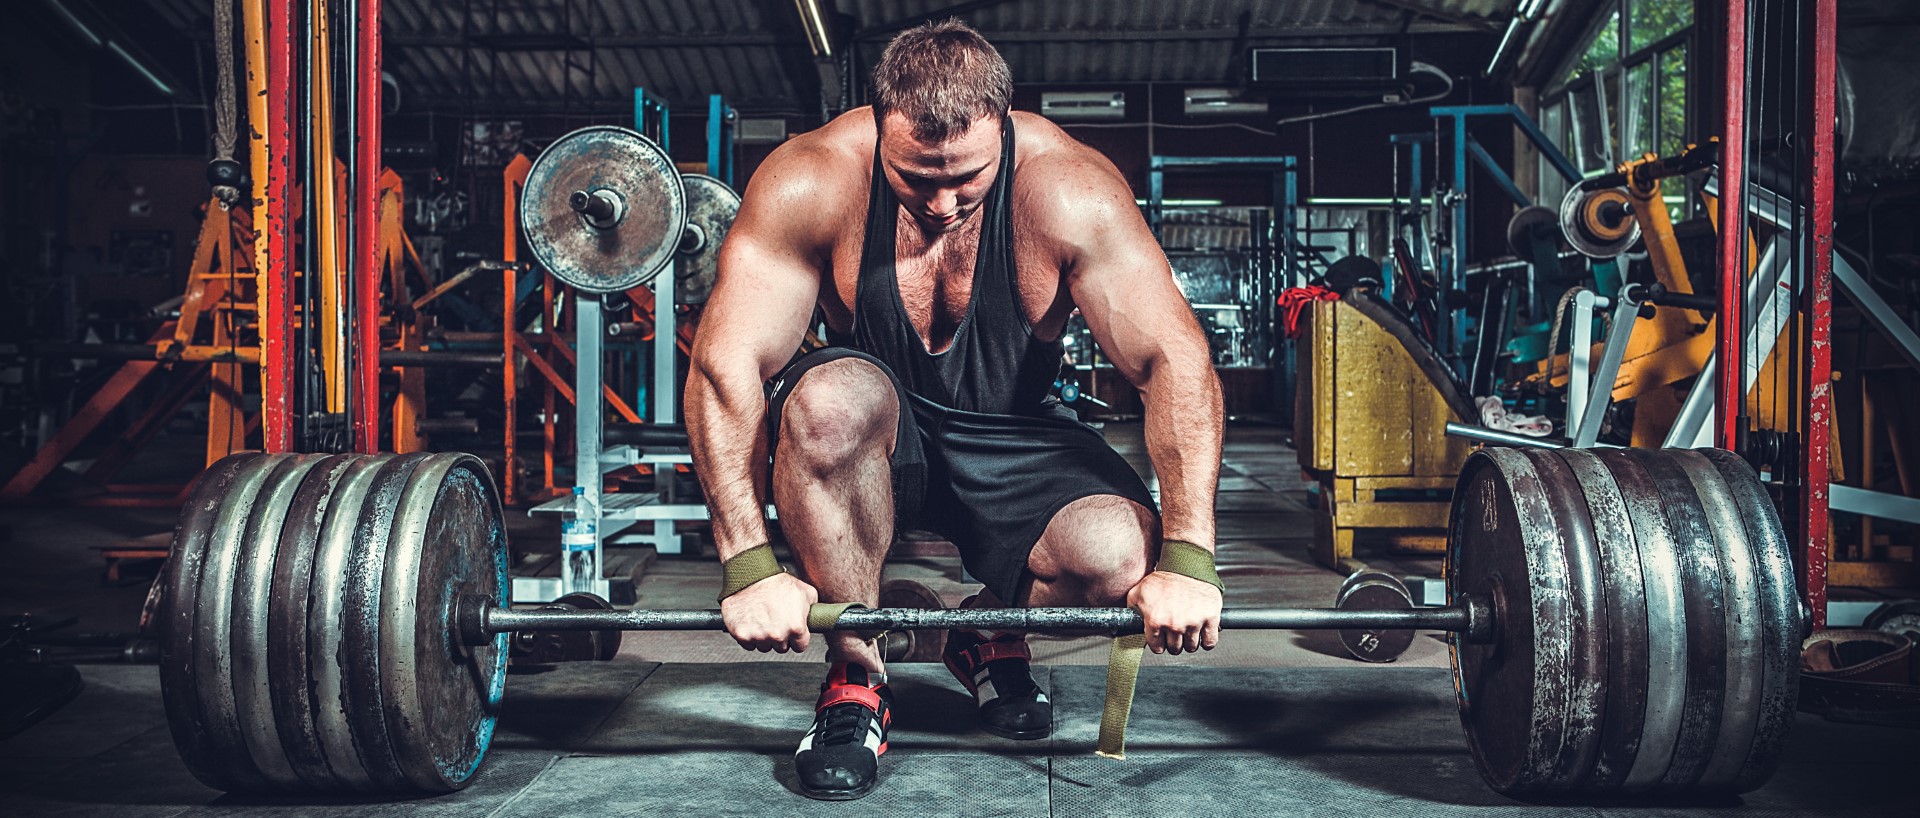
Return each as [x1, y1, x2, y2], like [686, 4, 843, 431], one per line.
[1557, 449, 1650, 792]
[230, 454, 324, 790]
[379, 453, 509, 793]
[878, 579, 948, 663]
[1531, 451, 1608, 790]
[1624, 448, 1726, 792]
[1449, 448, 1576, 795]
[1593, 449, 1689, 793]
[307, 454, 398, 792]
[1675, 450, 1766, 792]
[1336, 572, 1416, 663]
[553, 593, 622, 661]
[187, 453, 285, 794]
[342, 454, 433, 792]
[267, 453, 358, 790]
[1698, 448, 1800, 793]
[159, 453, 262, 792]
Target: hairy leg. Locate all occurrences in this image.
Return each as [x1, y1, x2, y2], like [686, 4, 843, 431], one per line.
[770, 358, 900, 672]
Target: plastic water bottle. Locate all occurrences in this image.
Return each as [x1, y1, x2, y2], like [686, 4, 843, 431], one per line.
[561, 486, 598, 591]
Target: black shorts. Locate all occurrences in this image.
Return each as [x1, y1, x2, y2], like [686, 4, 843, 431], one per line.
[766, 347, 1159, 604]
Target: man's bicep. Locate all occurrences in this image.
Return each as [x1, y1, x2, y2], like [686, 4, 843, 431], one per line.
[1066, 203, 1204, 384]
[698, 229, 822, 384]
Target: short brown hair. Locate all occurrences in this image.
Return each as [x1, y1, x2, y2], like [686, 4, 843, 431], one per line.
[870, 19, 1012, 142]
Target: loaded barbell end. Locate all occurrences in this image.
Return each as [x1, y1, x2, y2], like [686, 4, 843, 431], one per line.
[458, 593, 494, 647]
[677, 223, 708, 256]
[568, 188, 624, 228]
[1460, 592, 1499, 645]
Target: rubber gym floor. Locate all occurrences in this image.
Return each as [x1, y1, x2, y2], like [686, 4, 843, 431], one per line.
[3, 425, 1914, 817]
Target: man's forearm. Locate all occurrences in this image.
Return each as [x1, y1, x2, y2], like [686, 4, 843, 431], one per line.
[684, 365, 773, 559]
[1138, 350, 1223, 549]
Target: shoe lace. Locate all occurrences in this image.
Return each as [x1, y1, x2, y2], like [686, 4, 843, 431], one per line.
[816, 702, 872, 746]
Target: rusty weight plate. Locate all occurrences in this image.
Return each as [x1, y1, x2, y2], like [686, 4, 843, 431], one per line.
[230, 454, 326, 791]
[1592, 449, 1690, 793]
[267, 453, 359, 790]
[1529, 451, 1608, 791]
[521, 126, 687, 294]
[1556, 449, 1651, 792]
[1697, 448, 1800, 794]
[1623, 448, 1727, 792]
[158, 452, 268, 793]
[676, 173, 738, 305]
[377, 452, 510, 793]
[1447, 448, 1579, 795]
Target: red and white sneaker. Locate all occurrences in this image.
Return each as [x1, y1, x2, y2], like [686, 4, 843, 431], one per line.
[794, 662, 892, 800]
[943, 627, 1053, 741]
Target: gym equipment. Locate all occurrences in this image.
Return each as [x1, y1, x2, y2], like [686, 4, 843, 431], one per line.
[1333, 571, 1416, 663]
[520, 126, 687, 294]
[509, 592, 622, 665]
[1560, 181, 1641, 259]
[676, 173, 739, 305]
[158, 446, 1799, 799]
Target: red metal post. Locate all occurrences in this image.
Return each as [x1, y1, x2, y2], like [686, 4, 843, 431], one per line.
[351, 0, 383, 453]
[261, 0, 297, 452]
[1802, 0, 1837, 629]
[1716, 0, 1748, 452]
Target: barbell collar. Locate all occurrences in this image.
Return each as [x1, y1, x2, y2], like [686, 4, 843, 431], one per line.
[461, 596, 1492, 646]
[569, 188, 624, 229]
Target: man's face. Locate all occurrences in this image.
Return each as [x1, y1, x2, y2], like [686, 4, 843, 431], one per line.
[877, 111, 1001, 233]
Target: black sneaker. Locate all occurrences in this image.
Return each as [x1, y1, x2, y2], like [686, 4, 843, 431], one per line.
[943, 628, 1052, 740]
[794, 662, 892, 800]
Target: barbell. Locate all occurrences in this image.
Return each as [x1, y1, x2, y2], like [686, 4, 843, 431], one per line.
[520, 126, 738, 304]
[155, 446, 1801, 799]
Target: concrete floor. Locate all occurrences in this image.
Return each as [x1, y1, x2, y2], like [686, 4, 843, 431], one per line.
[2, 424, 1916, 816]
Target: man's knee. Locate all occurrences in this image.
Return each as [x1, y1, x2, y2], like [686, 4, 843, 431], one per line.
[778, 358, 898, 473]
[1031, 495, 1155, 604]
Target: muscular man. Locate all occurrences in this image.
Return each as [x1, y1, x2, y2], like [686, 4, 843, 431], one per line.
[685, 20, 1224, 800]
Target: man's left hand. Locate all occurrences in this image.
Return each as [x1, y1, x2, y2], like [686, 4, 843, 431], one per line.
[1126, 571, 1223, 655]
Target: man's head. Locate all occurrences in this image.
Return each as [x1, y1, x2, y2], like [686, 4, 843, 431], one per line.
[871, 19, 1013, 232]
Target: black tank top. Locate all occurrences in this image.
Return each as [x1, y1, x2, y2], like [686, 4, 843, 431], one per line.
[831, 117, 1064, 415]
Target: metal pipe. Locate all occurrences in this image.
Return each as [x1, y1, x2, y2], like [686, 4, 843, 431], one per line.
[1445, 421, 1565, 449]
[378, 349, 503, 367]
[482, 605, 1479, 637]
[1717, 0, 1748, 451]
[351, 0, 382, 453]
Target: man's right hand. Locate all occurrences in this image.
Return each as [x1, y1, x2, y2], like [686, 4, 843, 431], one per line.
[720, 572, 819, 653]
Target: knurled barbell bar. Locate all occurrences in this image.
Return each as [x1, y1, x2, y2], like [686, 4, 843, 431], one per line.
[155, 446, 1802, 800]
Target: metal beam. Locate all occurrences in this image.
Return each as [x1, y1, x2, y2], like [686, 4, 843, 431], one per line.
[853, 0, 1022, 39]
[1354, 0, 1496, 32]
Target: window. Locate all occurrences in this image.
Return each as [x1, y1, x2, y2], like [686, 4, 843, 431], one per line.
[1538, 1, 1695, 219]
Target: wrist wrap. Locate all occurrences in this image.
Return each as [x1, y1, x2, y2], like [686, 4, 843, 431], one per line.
[718, 543, 784, 602]
[1154, 540, 1224, 593]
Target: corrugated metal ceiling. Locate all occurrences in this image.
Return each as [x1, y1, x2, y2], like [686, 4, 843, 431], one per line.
[137, 0, 1515, 113]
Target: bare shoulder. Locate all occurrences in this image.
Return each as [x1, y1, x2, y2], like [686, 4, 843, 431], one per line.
[735, 109, 876, 246]
[1010, 112, 1142, 249]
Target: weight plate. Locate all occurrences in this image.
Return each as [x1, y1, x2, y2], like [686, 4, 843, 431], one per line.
[1557, 449, 1650, 792]
[1698, 448, 1800, 793]
[1448, 448, 1577, 795]
[230, 454, 324, 790]
[1531, 451, 1607, 790]
[1593, 450, 1688, 792]
[379, 453, 509, 793]
[1506, 205, 1559, 257]
[188, 454, 286, 794]
[521, 126, 686, 294]
[307, 454, 397, 792]
[159, 453, 263, 792]
[1560, 183, 1641, 259]
[514, 592, 620, 665]
[1865, 601, 1920, 643]
[677, 173, 738, 305]
[1626, 449, 1726, 792]
[342, 454, 435, 792]
[1675, 450, 1766, 792]
[267, 453, 358, 790]
[1335, 572, 1416, 663]
[878, 579, 948, 663]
